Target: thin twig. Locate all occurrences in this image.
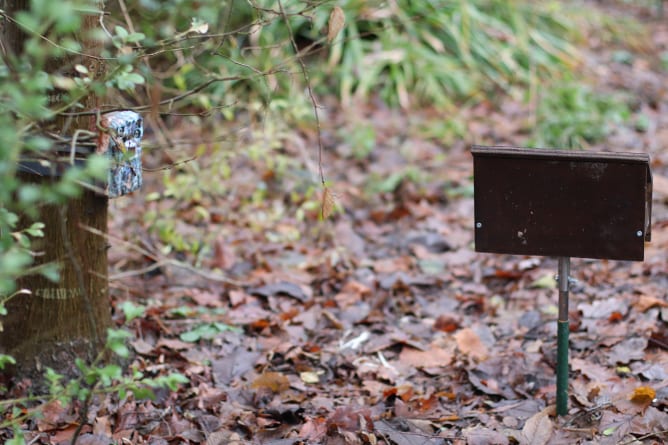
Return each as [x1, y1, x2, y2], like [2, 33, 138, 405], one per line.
[70, 386, 94, 445]
[61, 76, 244, 116]
[618, 429, 668, 445]
[82, 225, 247, 287]
[277, 0, 326, 185]
[1, 10, 112, 61]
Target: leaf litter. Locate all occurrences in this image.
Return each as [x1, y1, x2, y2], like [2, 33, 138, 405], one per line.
[6, 3, 668, 445]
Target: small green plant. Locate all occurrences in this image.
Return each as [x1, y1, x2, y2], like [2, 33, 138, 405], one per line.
[530, 83, 630, 149]
[0, 302, 188, 440]
[340, 122, 377, 160]
[366, 166, 428, 195]
[0, 327, 188, 440]
[180, 322, 242, 342]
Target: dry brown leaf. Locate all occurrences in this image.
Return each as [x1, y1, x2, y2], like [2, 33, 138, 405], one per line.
[251, 372, 290, 393]
[454, 328, 488, 361]
[652, 173, 668, 197]
[434, 313, 461, 332]
[630, 385, 656, 405]
[521, 407, 554, 445]
[321, 186, 336, 219]
[36, 400, 73, 432]
[399, 345, 453, 368]
[327, 6, 345, 43]
[93, 416, 112, 436]
[634, 294, 668, 312]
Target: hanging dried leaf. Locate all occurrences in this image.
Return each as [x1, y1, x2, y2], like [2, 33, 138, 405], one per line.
[321, 186, 336, 219]
[327, 6, 345, 43]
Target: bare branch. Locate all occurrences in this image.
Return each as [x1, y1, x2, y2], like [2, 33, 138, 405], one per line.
[277, 0, 326, 185]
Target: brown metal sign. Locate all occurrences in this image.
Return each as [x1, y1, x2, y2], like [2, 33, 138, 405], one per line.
[472, 146, 652, 261]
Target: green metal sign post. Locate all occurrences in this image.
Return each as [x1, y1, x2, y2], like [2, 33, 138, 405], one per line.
[472, 146, 652, 416]
[556, 257, 570, 416]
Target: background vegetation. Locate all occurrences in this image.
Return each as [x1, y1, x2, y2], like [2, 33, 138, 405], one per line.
[0, 0, 652, 439]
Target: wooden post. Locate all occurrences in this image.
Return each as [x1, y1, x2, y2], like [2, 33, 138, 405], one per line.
[0, 1, 113, 378]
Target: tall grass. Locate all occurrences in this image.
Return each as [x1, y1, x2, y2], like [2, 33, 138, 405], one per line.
[125, 0, 583, 111]
[283, 0, 582, 108]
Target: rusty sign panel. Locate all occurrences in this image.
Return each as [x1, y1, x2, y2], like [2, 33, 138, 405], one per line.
[472, 146, 652, 261]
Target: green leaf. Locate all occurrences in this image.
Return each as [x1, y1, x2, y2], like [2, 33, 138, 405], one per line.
[120, 301, 145, 323]
[179, 329, 202, 343]
[5, 428, 25, 445]
[0, 354, 16, 370]
[25, 222, 45, 238]
[130, 386, 156, 400]
[85, 154, 109, 179]
[98, 364, 122, 386]
[602, 426, 616, 436]
[18, 184, 42, 205]
[106, 329, 132, 358]
[213, 321, 241, 333]
[531, 274, 557, 289]
[45, 367, 64, 393]
[1, 209, 19, 228]
[152, 372, 190, 391]
[0, 250, 33, 274]
[125, 72, 145, 85]
[115, 25, 129, 40]
[126, 32, 146, 44]
[169, 305, 194, 318]
[40, 263, 60, 282]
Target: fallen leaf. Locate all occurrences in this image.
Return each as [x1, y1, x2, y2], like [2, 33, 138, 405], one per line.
[249, 281, 310, 302]
[521, 407, 554, 445]
[634, 294, 668, 312]
[130, 338, 154, 355]
[652, 172, 668, 197]
[467, 368, 516, 398]
[300, 371, 323, 384]
[300, 417, 328, 441]
[212, 348, 262, 386]
[399, 344, 453, 368]
[454, 328, 488, 361]
[464, 425, 510, 445]
[607, 337, 647, 365]
[36, 400, 74, 432]
[251, 372, 290, 393]
[530, 274, 556, 289]
[571, 358, 616, 382]
[433, 313, 460, 332]
[93, 416, 112, 437]
[608, 311, 624, 322]
[185, 288, 223, 307]
[629, 386, 656, 405]
[75, 434, 117, 445]
[156, 337, 193, 351]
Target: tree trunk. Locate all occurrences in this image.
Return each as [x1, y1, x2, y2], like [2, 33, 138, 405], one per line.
[0, 0, 112, 379]
[6, 181, 110, 376]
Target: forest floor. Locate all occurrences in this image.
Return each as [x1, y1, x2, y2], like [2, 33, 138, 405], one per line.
[12, 2, 668, 445]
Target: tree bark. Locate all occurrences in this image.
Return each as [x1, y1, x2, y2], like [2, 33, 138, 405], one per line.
[0, 1, 112, 379]
[6, 181, 110, 375]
